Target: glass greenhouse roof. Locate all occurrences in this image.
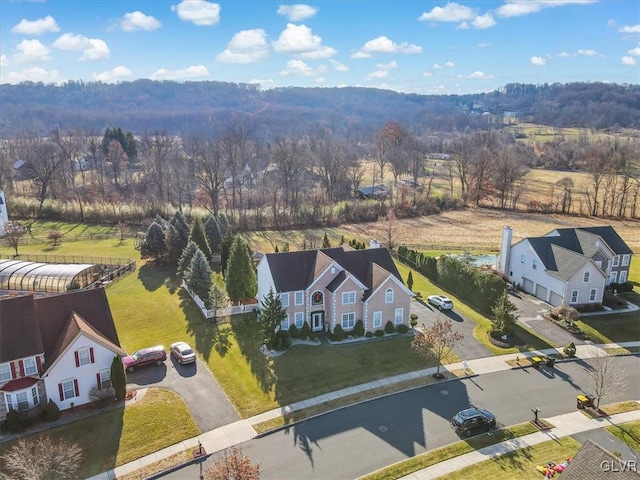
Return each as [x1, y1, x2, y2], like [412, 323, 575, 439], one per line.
[0, 259, 103, 293]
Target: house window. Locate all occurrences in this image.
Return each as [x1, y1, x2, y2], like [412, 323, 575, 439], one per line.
[0, 363, 11, 383]
[583, 271, 590, 283]
[342, 291, 356, 305]
[341, 312, 356, 329]
[532, 259, 537, 270]
[385, 289, 394, 304]
[520, 254, 525, 263]
[571, 290, 579, 303]
[31, 386, 39, 406]
[394, 308, 403, 324]
[594, 260, 602, 269]
[295, 312, 304, 328]
[373, 311, 382, 329]
[610, 271, 618, 284]
[77, 347, 92, 366]
[23, 358, 37, 376]
[280, 315, 290, 331]
[99, 369, 112, 389]
[294, 291, 304, 306]
[613, 255, 620, 267]
[61, 379, 77, 400]
[15, 391, 29, 411]
[622, 255, 630, 267]
[620, 271, 628, 283]
[311, 291, 323, 306]
[280, 293, 289, 308]
[589, 289, 597, 302]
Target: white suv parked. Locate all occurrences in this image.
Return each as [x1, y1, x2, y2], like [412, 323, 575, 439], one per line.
[427, 295, 454, 310]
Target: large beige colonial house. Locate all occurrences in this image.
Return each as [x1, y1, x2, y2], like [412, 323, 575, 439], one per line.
[257, 246, 413, 334]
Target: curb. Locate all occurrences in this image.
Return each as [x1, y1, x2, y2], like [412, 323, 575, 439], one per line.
[145, 452, 212, 480]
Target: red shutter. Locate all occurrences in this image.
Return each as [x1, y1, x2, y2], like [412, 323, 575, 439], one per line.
[18, 360, 25, 377]
[58, 383, 64, 401]
[73, 379, 79, 397]
[74, 351, 80, 367]
[96, 373, 102, 390]
[89, 347, 95, 364]
[10, 362, 17, 379]
[36, 356, 43, 374]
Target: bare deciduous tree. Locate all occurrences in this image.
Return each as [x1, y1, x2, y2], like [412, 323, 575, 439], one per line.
[3, 222, 27, 257]
[412, 317, 464, 378]
[0, 437, 82, 480]
[205, 447, 260, 480]
[583, 346, 629, 410]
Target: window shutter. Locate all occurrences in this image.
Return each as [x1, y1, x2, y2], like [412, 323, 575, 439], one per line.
[36, 356, 43, 374]
[89, 347, 95, 364]
[74, 351, 80, 367]
[10, 362, 18, 378]
[18, 360, 25, 377]
[73, 379, 79, 397]
[96, 373, 102, 390]
[58, 383, 64, 401]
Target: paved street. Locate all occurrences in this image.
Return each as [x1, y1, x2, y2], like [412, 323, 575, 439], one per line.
[163, 355, 640, 480]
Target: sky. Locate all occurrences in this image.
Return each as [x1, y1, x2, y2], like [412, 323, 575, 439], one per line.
[0, 0, 639, 94]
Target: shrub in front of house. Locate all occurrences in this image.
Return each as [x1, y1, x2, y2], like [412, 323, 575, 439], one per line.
[300, 321, 312, 340]
[410, 313, 418, 327]
[288, 324, 299, 339]
[396, 324, 410, 334]
[384, 321, 395, 334]
[272, 330, 291, 351]
[5, 410, 25, 433]
[374, 329, 385, 337]
[353, 320, 365, 337]
[365, 331, 374, 338]
[332, 324, 345, 341]
[42, 399, 61, 421]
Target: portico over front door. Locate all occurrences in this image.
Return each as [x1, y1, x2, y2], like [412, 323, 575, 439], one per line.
[311, 312, 324, 331]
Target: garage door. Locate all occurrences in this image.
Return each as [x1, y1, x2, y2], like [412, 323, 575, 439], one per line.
[522, 277, 534, 294]
[535, 284, 548, 302]
[549, 291, 563, 306]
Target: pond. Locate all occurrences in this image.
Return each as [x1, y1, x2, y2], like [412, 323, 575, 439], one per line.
[448, 253, 498, 267]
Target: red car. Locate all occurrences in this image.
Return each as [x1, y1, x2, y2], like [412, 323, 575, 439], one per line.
[123, 345, 167, 372]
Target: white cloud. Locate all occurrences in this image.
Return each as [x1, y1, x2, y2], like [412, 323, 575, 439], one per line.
[422, 71, 433, 77]
[467, 70, 493, 79]
[351, 36, 422, 58]
[621, 56, 637, 66]
[418, 2, 477, 22]
[93, 66, 133, 82]
[433, 62, 454, 69]
[279, 59, 326, 77]
[0, 54, 7, 67]
[329, 59, 348, 71]
[216, 29, 269, 63]
[248, 78, 276, 89]
[477, 42, 491, 48]
[52, 33, 110, 61]
[150, 65, 209, 80]
[497, 1, 597, 18]
[119, 11, 162, 32]
[3, 66, 60, 84]
[558, 51, 570, 57]
[445, 61, 455, 68]
[577, 49, 597, 56]
[277, 4, 319, 21]
[472, 13, 496, 29]
[11, 15, 60, 35]
[273, 23, 336, 59]
[315, 76, 326, 84]
[171, 0, 221, 26]
[531, 56, 546, 66]
[14, 39, 51, 63]
[628, 46, 640, 56]
[366, 60, 398, 79]
[620, 24, 640, 33]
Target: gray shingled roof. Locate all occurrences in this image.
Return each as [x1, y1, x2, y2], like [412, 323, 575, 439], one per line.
[577, 226, 634, 255]
[0, 294, 44, 363]
[562, 439, 640, 480]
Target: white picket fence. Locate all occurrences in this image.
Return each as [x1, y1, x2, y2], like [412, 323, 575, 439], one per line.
[181, 281, 258, 320]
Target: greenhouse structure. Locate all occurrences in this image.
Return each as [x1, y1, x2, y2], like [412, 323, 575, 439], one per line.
[0, 259, 103, 293]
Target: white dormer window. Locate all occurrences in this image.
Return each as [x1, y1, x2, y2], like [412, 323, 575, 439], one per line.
[294, 291, 304, 306]
[622, 255, 630, 267]
[330, 267, 336, 275]
[583, 271, 590, 283]
[613, 255, 620, 267]
[0, 363, 11, 382]
[385, 288, 394, 304]
[342, 291, 356, 305]
[280, 293, 289, 308]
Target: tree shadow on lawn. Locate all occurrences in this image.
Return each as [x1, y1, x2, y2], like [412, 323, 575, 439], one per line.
[137, 262, 171, 292]
[179, 290, 217, 362]
[230, 315, 276, 395]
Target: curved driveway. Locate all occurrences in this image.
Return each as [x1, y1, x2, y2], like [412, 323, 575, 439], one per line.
[126, 355, 239, 431]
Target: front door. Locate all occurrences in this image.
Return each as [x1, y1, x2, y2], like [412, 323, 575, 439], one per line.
[312, 312, 324, 331]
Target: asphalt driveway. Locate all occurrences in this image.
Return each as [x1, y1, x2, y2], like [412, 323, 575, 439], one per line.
[126, 355, 239, 431]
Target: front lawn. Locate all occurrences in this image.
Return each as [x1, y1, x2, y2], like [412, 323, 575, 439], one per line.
[577, 313, 640, 344]
[0, 388, 199, 479]
[606, 420, 640, 454]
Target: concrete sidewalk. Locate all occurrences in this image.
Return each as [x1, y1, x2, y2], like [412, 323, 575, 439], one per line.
[397, 408, 640, 479]
[87, 341, 640, 480]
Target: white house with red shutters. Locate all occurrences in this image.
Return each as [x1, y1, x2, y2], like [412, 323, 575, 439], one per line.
[0, 288, 124, 421]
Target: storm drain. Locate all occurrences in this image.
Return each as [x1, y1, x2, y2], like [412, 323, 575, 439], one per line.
[378, 425, 389, 432]
[440, 389, 449, 395]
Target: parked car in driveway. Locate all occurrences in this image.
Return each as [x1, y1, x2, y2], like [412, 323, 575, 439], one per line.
[427, 295, 454, 310]
[123, 345, 167, 372]
[451, 407, 496, 437]
[170, 341, 196, 365]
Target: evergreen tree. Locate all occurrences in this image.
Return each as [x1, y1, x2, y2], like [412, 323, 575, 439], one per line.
[274, 244, 279, 253]
[216, 212, 230, 238]
[220, 236, 233, 275]
[407, 271, 414, 291]
[225, 236, 257, 304]
[322, 233, 331, 248]
[260, 288, 287, 350]
[209, 283, 229, 320]
[125, 131, 137, 160]
[204, 215, 223, 254]
[491, 290, 518, 335]
[190, 217, 211, 261]
[171, 211, 189, 248]
[110, 355, 126, 400]
[165, 225, 184, 265]
[282, 242, 289, 252]
[178, 241, 199, 277]
[185, 247, 212, 305]
[153, 214, 169, 231]
[340, 235, 345, 245]
[140, 222, 166, 260]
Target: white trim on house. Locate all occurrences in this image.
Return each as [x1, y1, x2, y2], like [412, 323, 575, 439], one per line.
[365, 273, 413, 305]
[306, 259, 344, 293]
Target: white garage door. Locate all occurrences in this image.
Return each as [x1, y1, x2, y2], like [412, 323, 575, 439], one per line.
[549, 291, 563, 306]
[535, 284, 548, 302]
[522, 277, 534, 294]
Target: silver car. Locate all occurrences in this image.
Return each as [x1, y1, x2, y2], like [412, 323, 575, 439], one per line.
[170, 342, 196, 364]
[427, 295, 454, 310]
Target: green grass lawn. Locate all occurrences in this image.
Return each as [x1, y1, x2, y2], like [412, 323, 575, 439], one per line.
[0, 388, 199, 479]
[578, 313, 640, 344]
[606, 420, 640, 454]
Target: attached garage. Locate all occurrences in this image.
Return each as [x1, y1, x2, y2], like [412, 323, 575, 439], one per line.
[522, 277, 534, 294]
[535, 284, 548, 302]
[549, 291, 563, 306]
